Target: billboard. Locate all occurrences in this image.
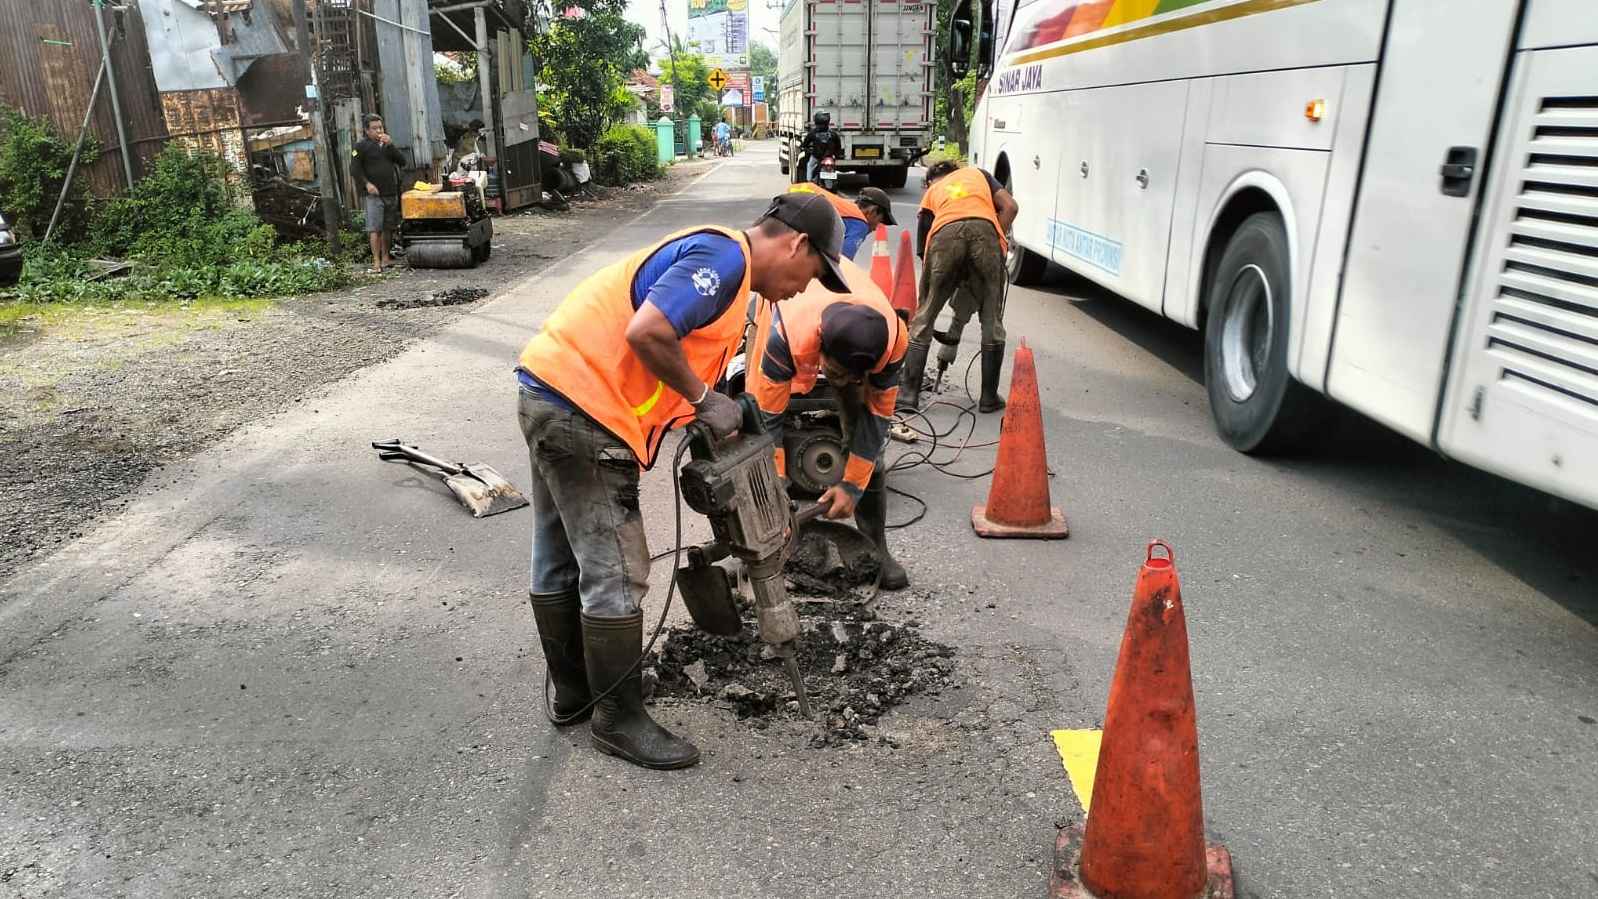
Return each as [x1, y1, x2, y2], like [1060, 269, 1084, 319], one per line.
[686, 0, 749, 69]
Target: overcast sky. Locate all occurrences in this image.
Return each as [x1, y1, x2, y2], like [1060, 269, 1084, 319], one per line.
[624, 0, 783, 61]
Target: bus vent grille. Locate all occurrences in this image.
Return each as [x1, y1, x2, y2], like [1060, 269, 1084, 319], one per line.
[1489, 94, 1598, 408]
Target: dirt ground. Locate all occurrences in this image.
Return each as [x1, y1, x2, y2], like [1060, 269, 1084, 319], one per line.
[0, 167, 710, 574]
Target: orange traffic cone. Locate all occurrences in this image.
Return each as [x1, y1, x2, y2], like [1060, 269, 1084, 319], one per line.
[868, 225, 893, 300]
[1049, 541, 1234, 899]
[971, 340, 1068, 539]
[890, 229, 918, 321]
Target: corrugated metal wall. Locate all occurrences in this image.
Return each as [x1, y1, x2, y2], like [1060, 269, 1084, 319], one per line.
[0, 0, 170, 196]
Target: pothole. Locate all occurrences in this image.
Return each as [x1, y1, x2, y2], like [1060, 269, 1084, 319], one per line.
[649, 531, 959, 747]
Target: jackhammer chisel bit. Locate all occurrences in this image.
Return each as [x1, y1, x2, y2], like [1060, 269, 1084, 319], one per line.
[677, 397, 824, 719]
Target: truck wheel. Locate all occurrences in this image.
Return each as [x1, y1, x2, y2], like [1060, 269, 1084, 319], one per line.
[882, 166, 908, 190]
[1202, 211, 1316, 454]
[790, 141, 806, 184]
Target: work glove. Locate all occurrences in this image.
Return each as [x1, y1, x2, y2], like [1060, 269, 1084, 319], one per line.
[692, 388, 742, 439]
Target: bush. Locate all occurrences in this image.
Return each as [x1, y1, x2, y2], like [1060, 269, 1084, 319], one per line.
[0, 107, 97, 240]
[2, 145, 353, 303]
[591, 124, 658, 186]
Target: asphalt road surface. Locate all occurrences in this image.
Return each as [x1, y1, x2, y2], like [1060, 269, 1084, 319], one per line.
[3, 143, 1595, 898]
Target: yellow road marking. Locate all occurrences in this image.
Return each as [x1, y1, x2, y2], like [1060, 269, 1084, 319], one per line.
[1051, 729, 1103, 813]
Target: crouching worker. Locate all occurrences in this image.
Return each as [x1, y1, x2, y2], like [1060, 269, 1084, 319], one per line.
[515, 194, 849, 769]
[747, 257, 910, 591]
[787, 182, 899, 259]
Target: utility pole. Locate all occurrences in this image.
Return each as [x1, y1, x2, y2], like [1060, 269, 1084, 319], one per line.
[659, 0, 683, 126]
[92, 0, 134, 189]
[293, 0, 343, 254]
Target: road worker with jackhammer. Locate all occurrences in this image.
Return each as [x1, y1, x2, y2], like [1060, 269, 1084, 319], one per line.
[746, 257, 911, 591]
[514, 193, 849, 770]
[898, 160, 1019, 413]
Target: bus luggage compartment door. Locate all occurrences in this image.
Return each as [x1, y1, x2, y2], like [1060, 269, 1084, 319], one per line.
[1439, 42, 1598, 511]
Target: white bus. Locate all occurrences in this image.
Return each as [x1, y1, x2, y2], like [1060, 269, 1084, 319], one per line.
[945, 0, 1598, 510]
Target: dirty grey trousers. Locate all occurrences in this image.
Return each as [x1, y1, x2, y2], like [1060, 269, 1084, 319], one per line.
[911, 219, 1007, 350]
[517, 388, 651, 617]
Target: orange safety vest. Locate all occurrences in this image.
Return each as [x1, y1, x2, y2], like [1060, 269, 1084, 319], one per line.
[748, 257, 907, 490]
[919, 166, 1008, 252]
[750, 257, 904, 397]
[787, 182, 867, 226]
[517, 226, 753, 468]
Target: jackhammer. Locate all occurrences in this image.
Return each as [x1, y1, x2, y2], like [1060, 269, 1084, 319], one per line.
[674, 394, 821, 718]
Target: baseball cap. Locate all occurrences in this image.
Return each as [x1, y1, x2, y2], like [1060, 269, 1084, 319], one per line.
[759, 193, 850, 293]
[855, 187, 898, 226]
[820, 302, 890, 375]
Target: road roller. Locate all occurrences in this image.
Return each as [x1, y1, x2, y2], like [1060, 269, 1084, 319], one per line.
[399, 176, 493, 269]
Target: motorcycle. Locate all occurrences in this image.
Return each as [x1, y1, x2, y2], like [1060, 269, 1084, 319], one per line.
[815, 155, 839, 191]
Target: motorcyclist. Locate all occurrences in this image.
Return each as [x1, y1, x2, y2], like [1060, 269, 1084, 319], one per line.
[800, 112, 843, 184]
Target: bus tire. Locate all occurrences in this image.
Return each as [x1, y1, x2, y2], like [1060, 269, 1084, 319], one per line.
[1202, 211, 1316, 454]
[1006, 240, 1049, 286]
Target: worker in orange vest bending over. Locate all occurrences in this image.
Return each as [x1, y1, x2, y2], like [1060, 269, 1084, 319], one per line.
[898, 160, 1019, 413]
[746, 258, 911, 590]
[786, 182, 899, 259]
[514, 193, 849, 771]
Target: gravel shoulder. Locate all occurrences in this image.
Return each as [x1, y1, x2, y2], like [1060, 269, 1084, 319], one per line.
[0, 166, 710, 574]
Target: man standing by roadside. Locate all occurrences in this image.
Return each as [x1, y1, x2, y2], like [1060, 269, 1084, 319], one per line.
[786, 183, 898, 260]
[350, 114, 407, 274]
[515, 193, 849, 771]
[898, 160, 1019, 413]
[746, 257, 910, 590]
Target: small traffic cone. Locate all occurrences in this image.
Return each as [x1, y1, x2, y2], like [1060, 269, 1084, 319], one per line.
[1049, 541, 1234, 899]
[890, 229, 918, 321]
[868, 225, 894, 300]
[971, 340, 1068, 539]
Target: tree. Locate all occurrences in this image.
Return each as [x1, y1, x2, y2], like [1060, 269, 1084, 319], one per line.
[657, 49, 712, 117]
[749, 41, 778, 116]
[528, 1, 645, 148]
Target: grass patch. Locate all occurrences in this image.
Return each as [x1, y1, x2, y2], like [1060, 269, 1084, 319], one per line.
[0, 296, 275, 337]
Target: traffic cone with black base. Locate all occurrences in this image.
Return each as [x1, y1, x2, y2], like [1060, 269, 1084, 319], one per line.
[891, 229, 918, 321]
[971, 340, 1067, 538]
[1049, 541, 1234, 899]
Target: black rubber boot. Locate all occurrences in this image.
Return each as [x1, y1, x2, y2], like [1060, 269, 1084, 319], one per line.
[855, 478, 909, 591]
[528, 589, 591, 726]
[896, 342, 930, 413]
[978, 343, 1007, 414]
[582, 611, 700, 770]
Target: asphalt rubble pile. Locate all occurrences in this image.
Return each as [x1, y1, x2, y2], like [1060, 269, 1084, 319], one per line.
[648, 525, 959, 747]
[377, 286, 489, 309]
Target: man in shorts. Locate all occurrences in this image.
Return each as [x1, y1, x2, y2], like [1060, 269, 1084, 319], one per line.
[350, 114, 407, 273]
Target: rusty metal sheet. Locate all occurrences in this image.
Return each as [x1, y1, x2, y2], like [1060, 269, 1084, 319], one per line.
[161, 88, 248, 177]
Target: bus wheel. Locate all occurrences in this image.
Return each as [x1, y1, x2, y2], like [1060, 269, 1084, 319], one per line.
[1006, 238, 1049, 286]
[1202, 211, 1315, 454]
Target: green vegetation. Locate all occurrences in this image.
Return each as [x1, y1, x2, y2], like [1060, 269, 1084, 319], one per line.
[749, 42, 778, 116]
[0, 106, 97, 241]
[2, 143, 352, 305]
[591, 124, 659, 186]
[529, 0, 649, 150]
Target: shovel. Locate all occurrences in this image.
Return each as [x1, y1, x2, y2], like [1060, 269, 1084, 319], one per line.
[371, 439, 529, 518]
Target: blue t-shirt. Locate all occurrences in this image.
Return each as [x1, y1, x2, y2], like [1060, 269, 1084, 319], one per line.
[842, 217, 872, 260]
[518, 231, 747, 408]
